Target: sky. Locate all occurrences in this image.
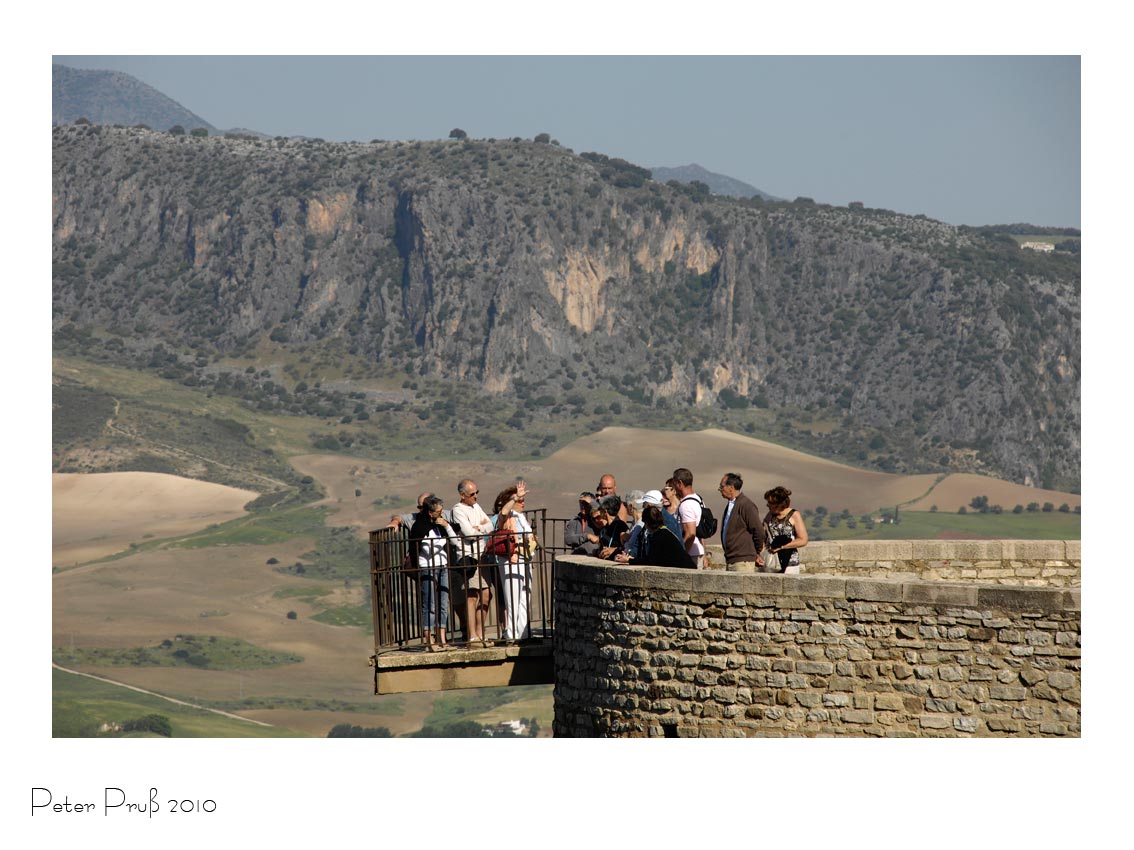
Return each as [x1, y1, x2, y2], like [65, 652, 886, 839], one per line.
[52, 55, 1081, 228]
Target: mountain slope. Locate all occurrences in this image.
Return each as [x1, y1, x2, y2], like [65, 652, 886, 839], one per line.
[52, 64, 217, 132]
[51, 126, 1080, 489]
[650, 163, 778, 200]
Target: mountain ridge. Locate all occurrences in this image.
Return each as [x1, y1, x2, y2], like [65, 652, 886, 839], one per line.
[649, 163, 779, 200]
[51, 124, 1080, 490]
[53, 63, 217, 133]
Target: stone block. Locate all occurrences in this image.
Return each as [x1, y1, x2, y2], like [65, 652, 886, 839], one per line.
[987, 718, 1021, 733]
[953, 717, 978, 733]
[989, 686, 1028, 701]
[796, 660, 834, 675]
[919, 715, 950, 729]
[911, 540, 1003, 560]
[845, 579, 904, 603]
[1065, 540, 1080, 562]
[781, 575, 847, 599]
[874, 693, 905, 712]
[691, 571, 754, 594]
[977, 586, 1072, 613]
[1047, 671, 1077, 690]
[636, 568, 694, 592]
[902, 582, 979, 607]
[838, 540, 914, 563]
[1000, 540, 1066, 561]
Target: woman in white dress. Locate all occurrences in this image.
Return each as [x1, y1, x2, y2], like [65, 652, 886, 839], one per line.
[491, 483, 536, 644]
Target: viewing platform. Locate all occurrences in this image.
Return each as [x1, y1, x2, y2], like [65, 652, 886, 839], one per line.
[370, 517, 1080, 736]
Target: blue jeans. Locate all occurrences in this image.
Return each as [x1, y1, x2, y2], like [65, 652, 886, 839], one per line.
[420, 564, 450, 630]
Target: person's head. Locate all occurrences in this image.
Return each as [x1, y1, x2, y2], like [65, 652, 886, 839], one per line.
[599, 494, 622, 519]
[578, 491, 596, 517]
[494, 485, 519, 516]
[672, 468, 693, 497]
[625, 489, 645, 518]
[597, 474, 617, 498]
[416, 491, 434, 510]
[457, 479, 480, 506]
[764, 486, 792, 512]
[662, 480, 678, 511]
[719, 472, 743, 501]
[642, 504, 665, 531]
[590, 503, 609, 528]
[422, 494, 445, 520]
[642, 489, 664, 509]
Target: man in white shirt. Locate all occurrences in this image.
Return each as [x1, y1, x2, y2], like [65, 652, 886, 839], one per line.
[672, 467, 705, 568]
[451, 478, 495, 644]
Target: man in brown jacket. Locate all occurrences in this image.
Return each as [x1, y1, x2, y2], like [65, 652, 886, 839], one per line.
[718, 472, 765, 572]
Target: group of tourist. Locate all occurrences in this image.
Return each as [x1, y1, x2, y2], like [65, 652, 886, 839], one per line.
[390, 478, 537, 651]
[391, 467, 808, 651]
[571, 469, 807, 573]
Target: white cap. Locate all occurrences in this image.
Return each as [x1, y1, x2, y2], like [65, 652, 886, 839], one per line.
[642, 489, 664, 506]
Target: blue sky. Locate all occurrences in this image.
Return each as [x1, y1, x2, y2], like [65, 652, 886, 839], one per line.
[53, 55, 1080, 228]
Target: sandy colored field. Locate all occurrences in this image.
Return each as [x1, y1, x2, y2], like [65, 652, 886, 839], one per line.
[295, 426, 942, 522]
[904, 473, 1080, 513]
[295, 427, 1081, 527]
[52, 538, 378, 704]
[53, 472, 259, 567]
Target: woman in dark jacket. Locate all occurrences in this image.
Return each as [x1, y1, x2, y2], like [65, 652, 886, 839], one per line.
[408, 495, 457, 650]
[596, 495, 629, 559]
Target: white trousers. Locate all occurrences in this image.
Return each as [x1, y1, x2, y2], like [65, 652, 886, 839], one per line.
[497, 559, 531, 640]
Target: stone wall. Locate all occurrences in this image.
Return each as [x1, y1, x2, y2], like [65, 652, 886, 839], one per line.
[552, 544, 1081, 738]
[703, 539, 1080, 587]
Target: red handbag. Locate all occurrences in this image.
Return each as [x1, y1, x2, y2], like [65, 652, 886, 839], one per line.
[486, 527, 516, 558]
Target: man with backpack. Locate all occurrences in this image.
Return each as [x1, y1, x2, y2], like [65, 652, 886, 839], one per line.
[672, 467, 716, 569]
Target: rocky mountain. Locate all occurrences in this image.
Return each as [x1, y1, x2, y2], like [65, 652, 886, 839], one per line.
[650, 163, 778, 200]
[52, 64, 217, 133]
[51, 125, 1080, 490]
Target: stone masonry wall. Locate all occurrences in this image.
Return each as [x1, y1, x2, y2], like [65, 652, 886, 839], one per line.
[703, 539, 1080, 586]
[552, 546, 1081, 738]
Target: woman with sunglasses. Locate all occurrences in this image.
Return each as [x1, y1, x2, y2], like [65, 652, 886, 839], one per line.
[491, 482, 535, 644]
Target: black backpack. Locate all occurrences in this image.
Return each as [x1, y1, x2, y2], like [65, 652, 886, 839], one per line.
[679, 495, 718, 539]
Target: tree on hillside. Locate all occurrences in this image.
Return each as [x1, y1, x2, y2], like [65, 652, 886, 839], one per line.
[1027, 502, 1040, 513]
[1042, 502, 1054, 512]
[449, 128, 468, 140]
[534, 132, 551, 143]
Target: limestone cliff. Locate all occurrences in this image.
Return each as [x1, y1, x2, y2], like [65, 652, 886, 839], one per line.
[51, 125, 1080, 488]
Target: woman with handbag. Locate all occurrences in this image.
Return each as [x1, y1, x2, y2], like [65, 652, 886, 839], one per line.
[490, 483, 536, 644]
[762, 486, 808, 574]
[409, 495, 458, 651]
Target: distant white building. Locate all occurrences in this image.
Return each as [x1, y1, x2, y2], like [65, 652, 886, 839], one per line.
[1021, 241, 1055, 252]
[492, 719, 527, 736]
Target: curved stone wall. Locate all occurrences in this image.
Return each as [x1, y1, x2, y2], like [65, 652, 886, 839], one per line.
[552, 543, 1081, 738]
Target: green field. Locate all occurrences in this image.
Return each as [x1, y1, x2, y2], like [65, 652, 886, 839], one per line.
[53, 635, 304, 670]
[808, 510, 1079, 541]
[52, 668, 304, 737]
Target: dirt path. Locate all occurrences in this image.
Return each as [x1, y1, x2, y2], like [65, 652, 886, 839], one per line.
[52, 662, 276, 728]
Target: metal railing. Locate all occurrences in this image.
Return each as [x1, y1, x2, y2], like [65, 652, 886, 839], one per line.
[369, 510, 574, 654]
